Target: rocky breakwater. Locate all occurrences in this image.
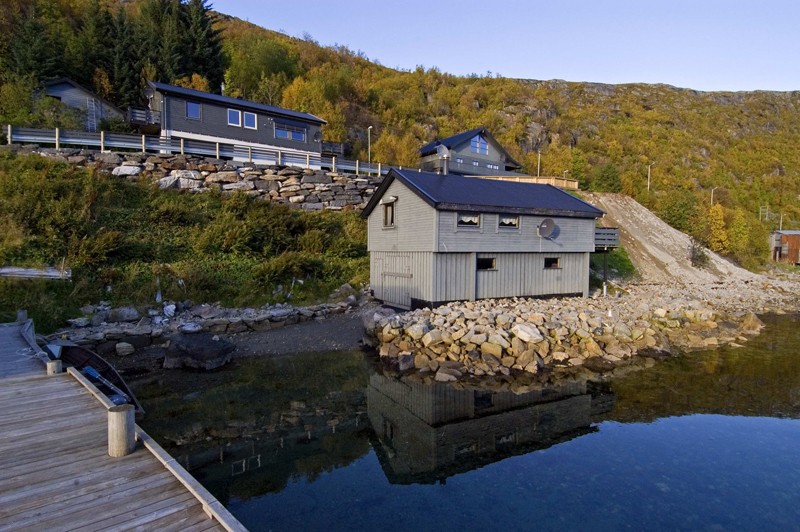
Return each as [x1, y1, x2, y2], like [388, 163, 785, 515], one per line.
[364, 293, 770, 383]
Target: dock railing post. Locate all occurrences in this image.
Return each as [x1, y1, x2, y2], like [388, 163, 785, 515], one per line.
[47, 359, 62, 375]
[108, 404, 136, 457]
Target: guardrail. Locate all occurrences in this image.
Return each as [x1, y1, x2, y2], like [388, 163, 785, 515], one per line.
[5, 125, 393, 177]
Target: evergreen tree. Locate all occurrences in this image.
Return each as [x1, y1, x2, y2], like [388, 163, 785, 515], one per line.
[7, 12, 58, 82]
[183, 0, 226, 93]
[593, 163, 622, 192]
[110, 9, 140, 108]
[570, 148, 590, 189]
[67, 0, 113, 89]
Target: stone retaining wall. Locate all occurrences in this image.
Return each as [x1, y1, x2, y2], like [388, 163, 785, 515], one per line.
[7, 145, 383, 211]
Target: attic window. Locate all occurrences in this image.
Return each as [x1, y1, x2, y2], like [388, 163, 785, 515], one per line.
[499, 215, 519, 229]
[243, 112, 257, 129]
[383, 202, 395, 228]
[470, 135, 488, 155]
[457, 213, 480, 227]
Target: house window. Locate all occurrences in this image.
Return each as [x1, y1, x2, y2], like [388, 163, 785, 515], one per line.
[472, 160, 480, 167]
[383, 203, 395, 227]
[243, 112, 257, 129]
[186, 101, 201, 120]
[487, 163, 499, 170]
[470, 135, 488, 155]
[498, 215, 519, 229]
[275, 122, 306, 142]
[455, 157, 464, 164]
[457, 213, 480, 227]
[477, 257, 496, 270]
[227, 109, 241, 127]
[544, 257, 561, 269]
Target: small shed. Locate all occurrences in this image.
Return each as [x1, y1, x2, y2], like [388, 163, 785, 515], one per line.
[362, 168, 604, 309]
[771, 230, 800, 264]
[43, 78, 124, 132]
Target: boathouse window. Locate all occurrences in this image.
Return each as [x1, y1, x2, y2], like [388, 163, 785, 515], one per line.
[227, 109, 241, 127]
[383, 203, 395, 227]
[470, 135, 489, 155]
[186, 101, 201, 120]
[243, 112, 257, 129]
[477, 257, 496, 270]
[544, 257, 561, 269]
[498, 215, 519, 229]
[457, 213, 480, 227]
[275, 122, 306, 142]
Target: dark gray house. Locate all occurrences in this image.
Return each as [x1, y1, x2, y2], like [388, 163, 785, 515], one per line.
[362, 168, 604, 309]
[132, 81, 326, 162]
[43, 78, 125, 132]
[419, 127, 523, 176]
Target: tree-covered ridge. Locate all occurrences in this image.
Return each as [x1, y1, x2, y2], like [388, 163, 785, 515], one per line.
[0, 1, 798, 269]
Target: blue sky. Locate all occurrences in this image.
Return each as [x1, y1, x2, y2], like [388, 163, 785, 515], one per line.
[210, 1, 799, 92]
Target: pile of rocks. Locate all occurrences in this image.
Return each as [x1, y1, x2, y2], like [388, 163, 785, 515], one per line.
[57, 298, 359, 359]
[363, 290, 775, 383]
[16, 146, 383, 211]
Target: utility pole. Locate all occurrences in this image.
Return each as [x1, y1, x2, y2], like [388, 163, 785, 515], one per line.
[710, 187, 718, 205]
[367, 126, 372, 174]
[537, 150, 541, 177]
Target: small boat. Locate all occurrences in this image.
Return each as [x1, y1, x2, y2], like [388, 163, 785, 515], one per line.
[41, 340, 145, 416]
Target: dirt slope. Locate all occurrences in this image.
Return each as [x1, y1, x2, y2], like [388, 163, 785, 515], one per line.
[584, 193, 762, 285]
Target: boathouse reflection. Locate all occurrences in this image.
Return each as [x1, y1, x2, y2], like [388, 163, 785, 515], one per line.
[367, 373, 614, 484]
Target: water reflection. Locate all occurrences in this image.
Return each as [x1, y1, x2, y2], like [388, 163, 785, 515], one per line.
[136, 313, 800, 517]
[368, 373, 613, 484]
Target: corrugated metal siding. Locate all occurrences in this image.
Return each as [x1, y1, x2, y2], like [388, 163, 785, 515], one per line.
[164, 95, 322, 153]
[432, 253, 475, 302]
[370, 251, 433, 308]
[437, 212, 595, 253]
[367, 180, 437, 252]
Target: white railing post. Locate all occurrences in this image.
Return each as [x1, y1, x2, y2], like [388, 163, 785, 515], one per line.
[180, 138, 185, 155]
[306, 154, 310, 169]
[248, 146, 252, 162]
[100, 130, 105, 152]
[55, 128, 60, 150]
[356, 160, 359, 175]
[378, 163, 382, 176]
[215, 142, 220, 159]
[278, 151, 282, 165]
[332, 156, 337, 173]
[141, 135, 146, 153]
[7, 125, 11, 145]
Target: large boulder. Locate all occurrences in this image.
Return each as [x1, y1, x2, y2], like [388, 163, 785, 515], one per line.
[163, 332, 235, 370]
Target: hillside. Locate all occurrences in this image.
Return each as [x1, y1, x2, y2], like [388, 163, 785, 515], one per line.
[1, 1, 799, 269]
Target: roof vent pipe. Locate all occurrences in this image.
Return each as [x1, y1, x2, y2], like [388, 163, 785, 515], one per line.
[436, 145, 450, 175]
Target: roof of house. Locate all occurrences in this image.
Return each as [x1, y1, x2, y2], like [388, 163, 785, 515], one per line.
[774, 230, 800, 235]
[148, 81, 327, 125]
[419, 127, 522, 169]
[362, 169, 604, 219]
[43, 78, 124, 115]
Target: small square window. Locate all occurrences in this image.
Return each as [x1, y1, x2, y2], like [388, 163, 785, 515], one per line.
[457, 213, 480, 227]
[544, 257, 560, 269]
[227, 109, 242, 127]
[472, 160, 480, 167]
[499, 215, 519, 229]
[243, 112, 257, 129]
[477, 257, 496, 270]
[455, 157, 464, 164]
[383, 203, 395, 227]
[186, 101, 201, 120]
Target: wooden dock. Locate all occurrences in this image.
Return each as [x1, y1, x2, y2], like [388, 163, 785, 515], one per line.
[0, 321, 246, 531]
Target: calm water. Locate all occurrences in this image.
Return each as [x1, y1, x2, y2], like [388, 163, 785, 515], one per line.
[137, 313, 800, 531]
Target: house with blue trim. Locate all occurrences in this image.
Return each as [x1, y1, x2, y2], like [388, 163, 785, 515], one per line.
[419, 127, 523, 176]
[362, 168, 604, 309]
[131, 81, 326, 162]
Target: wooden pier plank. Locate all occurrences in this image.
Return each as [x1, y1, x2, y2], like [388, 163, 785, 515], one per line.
[0, 322, 236, 531]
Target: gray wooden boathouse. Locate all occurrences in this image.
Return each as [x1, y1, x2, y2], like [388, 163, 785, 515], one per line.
[362, 168, 604, 309]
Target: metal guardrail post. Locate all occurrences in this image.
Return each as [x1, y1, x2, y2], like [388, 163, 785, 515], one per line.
[278, 151, 282, 165]
[248, 146, 252, 162]
[306, 154, 310, 169]
[180, 138, 185, 155]
[141, 135, 146, 153]
[55, 128, 60, 150]
[332, 156, 336, 173]
[7, 124, 12, 145]
[356, 160, 359, 175]
[100, 131, 105, 152]
[378, 163, 382, 176]
[215, 142, 220, 159]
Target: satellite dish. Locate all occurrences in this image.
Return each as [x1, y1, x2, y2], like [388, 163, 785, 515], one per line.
[538, 218, 556, 238]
